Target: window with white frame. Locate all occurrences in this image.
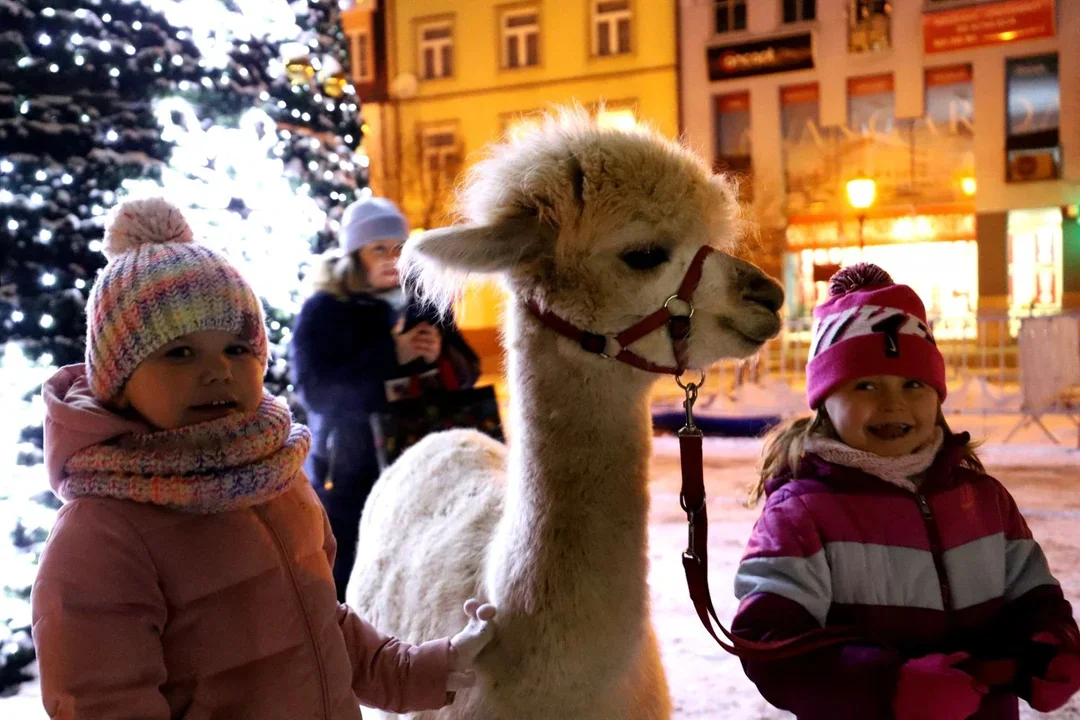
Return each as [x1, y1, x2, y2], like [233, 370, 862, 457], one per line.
[502, 8, 540, 69]
[422, 125, 462, 192]
[783, 0, 816, 23]
[715, 0, 747, 34]
[348, 30, 373, 83]
[593, 0, 631, 57]
[418, 20, 453, 80]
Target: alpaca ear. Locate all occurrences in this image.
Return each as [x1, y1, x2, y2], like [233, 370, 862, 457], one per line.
[407, 214, 552, 274]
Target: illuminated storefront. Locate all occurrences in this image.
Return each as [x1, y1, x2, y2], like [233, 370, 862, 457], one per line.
[785, 211, 979, 337]
[1008, 207, 1064, 321]
[780, 61, 980, 335]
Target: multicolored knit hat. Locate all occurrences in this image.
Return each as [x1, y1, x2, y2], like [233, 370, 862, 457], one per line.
[806, 263, 946, 409]
[85, 197, 267, 401]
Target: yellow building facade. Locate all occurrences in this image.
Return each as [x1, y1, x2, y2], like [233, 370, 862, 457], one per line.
[343, 0, 679, 369]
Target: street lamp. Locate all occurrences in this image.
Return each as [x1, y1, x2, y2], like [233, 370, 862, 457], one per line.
[846, 177, 876, 251]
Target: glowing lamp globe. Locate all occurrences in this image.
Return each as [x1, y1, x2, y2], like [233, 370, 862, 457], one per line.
[846, 177, 876, 211]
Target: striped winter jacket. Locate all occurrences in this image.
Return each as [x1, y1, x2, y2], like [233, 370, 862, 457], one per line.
[732, 433, 1078, 720]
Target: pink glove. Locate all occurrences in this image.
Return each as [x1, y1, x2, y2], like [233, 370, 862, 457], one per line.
[893, 652, 987, 720]
[1029, 652, 1080, 712]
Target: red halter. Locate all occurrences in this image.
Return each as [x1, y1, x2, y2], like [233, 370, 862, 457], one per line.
[526, 245, 715, 376]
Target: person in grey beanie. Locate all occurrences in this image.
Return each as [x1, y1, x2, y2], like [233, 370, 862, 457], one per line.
[290, 196, 480, 601]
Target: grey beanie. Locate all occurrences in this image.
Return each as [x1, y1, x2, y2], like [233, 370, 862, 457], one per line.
[339, 197, 409, 254]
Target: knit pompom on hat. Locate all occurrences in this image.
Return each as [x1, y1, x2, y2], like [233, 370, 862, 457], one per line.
[85, 198, 268, 401]
[805, 263, 946, 409]
[102, 197, 196, 259]
[827, 263, 893, 297]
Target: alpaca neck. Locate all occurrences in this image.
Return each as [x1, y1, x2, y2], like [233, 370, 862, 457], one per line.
[492, 301, 657, 622]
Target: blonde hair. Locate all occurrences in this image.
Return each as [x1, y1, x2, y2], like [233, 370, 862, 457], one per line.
[748, 408, 985, 506]
[310, 249, 372, 299]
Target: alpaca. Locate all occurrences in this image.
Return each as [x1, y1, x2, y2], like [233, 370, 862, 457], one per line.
[346, 110, 784, 720]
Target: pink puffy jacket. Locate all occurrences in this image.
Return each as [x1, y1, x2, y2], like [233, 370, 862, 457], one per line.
[31, 365, 453, 719]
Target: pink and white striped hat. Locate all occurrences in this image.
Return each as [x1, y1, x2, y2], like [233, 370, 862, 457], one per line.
[806, 263, 946, 409]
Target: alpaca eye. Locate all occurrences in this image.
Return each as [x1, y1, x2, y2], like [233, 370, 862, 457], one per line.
[620, 247, 669, 270]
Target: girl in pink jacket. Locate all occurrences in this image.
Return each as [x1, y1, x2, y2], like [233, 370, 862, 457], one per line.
[31, 197, 496, 720]
[733, 264, 1080, 720]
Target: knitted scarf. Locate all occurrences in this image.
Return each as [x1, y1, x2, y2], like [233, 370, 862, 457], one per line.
[804, 427, 945, 492]
[61, 394, 311, 514]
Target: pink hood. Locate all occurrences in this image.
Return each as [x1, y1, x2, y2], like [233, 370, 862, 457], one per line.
[42, 363, 149, 494]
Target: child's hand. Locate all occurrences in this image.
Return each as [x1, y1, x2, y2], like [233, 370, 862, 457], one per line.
[446, 598, 497, 692]
[893, 652, 987, 720]
[1030, 652, 1080, 712]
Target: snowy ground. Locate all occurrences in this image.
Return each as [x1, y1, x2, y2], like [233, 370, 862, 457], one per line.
[3, 414, 1079, 719]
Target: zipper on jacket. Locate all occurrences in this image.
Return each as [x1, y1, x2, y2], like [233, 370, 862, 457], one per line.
[258, 506, 333, 719]
[915, 492, 954, 614]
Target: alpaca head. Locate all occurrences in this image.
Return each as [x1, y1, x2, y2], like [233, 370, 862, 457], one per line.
[402, 108, 783, 372]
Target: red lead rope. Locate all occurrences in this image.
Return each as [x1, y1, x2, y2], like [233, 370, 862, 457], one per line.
[676, 385, 871, 661]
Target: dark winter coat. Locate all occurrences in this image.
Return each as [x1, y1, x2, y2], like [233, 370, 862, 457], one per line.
[289, 291, 480, 513]
[732, 433, 1078, 720]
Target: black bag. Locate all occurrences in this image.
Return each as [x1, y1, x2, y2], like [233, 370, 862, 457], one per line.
[369, 385, 505, 470]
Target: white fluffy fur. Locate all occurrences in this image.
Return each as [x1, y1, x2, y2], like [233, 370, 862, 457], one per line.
[103, 197, 194, 260]
[349, 109, 783, 719]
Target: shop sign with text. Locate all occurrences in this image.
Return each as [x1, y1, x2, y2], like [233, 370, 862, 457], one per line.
[707, 33, 813, 81]
[923, 0, 1055, 54]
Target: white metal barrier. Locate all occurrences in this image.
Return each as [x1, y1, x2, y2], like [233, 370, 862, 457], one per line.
[653, 314, 1080, 420]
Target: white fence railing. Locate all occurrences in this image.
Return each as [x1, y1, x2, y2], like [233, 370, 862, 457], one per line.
[653, 313, 1080, 416]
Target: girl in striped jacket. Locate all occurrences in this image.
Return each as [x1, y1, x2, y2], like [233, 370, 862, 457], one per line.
[733, 263, 1080, 720]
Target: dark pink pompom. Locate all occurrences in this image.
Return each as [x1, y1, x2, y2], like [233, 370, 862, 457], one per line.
[828, 263, 893, 297]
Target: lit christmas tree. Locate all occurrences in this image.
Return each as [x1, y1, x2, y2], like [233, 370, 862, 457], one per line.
[0, 0, 366, 688]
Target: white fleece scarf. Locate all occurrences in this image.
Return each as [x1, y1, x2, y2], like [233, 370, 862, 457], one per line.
[804, 427, 945, 492]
